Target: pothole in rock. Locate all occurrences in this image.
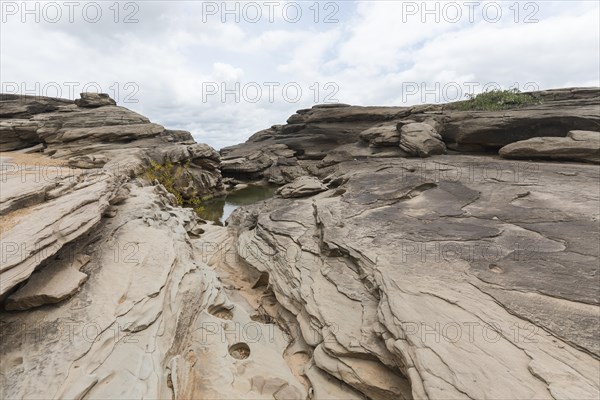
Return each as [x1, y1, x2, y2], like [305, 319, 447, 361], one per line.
[229, 342, 251, 359]
[208, 305, 234, 320]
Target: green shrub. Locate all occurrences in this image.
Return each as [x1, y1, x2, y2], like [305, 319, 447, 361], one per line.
[452, 89, 540, 111]
[143, 159, 206, 215]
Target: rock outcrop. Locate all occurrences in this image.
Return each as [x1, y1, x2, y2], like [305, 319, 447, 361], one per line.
[398, 122, 447, 157]
[1, 185, 306, 399]
[74, 92, 117, 108]
[5, 255, 91, 311]
[221, 88, 600, 183]
[1, 93, 305, 400]
[277, 176, 328, 198]
[227, 155, 600, 399]
[0, 93, 224, 298]
[499, 130, 600, 163]
[2, 88, 599, 400]
[441, 88, 600, 148]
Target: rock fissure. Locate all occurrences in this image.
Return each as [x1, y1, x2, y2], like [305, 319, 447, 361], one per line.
[2, 90, 599, 399]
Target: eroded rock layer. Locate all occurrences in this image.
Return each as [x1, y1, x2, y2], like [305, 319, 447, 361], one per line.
[227, 156, 600, 399]
[1, 89, 599, 400]
[1, 93, 305, 400]
[221, 87, 600, 184]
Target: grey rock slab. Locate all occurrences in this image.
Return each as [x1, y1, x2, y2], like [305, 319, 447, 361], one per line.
[399, 122, 447, 157]
[0, 173, 116, 296]
[5, 255, 91, 311]
[499, 132, 600, 163]
[277, 176, 328, 198]
[229, 155, 600, 399]
[360, 123, 401, 147]
[74, 92, 117, 108]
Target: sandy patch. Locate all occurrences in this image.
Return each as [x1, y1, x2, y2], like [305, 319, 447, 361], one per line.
[0, 152, 68, 167]
[0, 204, 39, 238]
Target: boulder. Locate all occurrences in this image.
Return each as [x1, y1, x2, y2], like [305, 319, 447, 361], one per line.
[68, 154, 109, 169]
[5, 255, 91, 311]
[359, 123, 400, 147]
[74, 92, 117, 108]
[318, 150, 355, 167]
[277, 176, 328, 198]
[499, 130, 600, 163]
[399, 122, 447, 157]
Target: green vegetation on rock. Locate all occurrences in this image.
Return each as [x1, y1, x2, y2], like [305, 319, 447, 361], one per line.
[452, 89, 541, 111]
[143, 159, 207, 215]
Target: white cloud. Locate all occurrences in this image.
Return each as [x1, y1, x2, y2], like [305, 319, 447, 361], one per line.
[1, 1, 598, 149]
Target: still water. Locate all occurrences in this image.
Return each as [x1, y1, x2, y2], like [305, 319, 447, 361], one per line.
[197, 184, 278, 225]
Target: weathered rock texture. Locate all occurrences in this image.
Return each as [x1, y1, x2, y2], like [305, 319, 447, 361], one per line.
[499, 130, 600, 163]
[2, 88, 599, 400]
[228, 155, 600, 399]
[221, 88, 600, 183]
[0, 93, 224, 298]
[1, 186, 305, 399]
[1, 93, 303, 400]
[0, 93, 224, 198]
[5, 255, 91, 311]
[277, 176, 328, 198]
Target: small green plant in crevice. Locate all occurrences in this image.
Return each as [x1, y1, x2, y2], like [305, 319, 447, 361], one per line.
[143, 159, 208, 215]
[452, 89, 541, 111]
[187, 195, 208, 216]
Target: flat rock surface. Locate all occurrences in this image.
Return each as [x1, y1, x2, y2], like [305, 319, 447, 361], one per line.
[228, 155, 600, 399]
[5, 255, 91, 311]
[277, 176, 328, 198]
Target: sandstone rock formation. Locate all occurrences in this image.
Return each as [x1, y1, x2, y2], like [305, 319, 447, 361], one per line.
[74, 92, 117, 108]
[499, 130, 600, 163]
[0, 93, 303, 400]
[277, 176, 328, 198]
[398, 122, 447, 157]
[1, 88, 599, 400]
[5, 255, 91, 311]
[227, 155, 600, 399]
[0, 93, 224, 298]
[221, 88, 600, 183]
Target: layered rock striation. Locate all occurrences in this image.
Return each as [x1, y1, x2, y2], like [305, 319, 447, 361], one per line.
[221, 87, 600, 184]
[227, 155, 600, 399]
[1, 88, 599, 400]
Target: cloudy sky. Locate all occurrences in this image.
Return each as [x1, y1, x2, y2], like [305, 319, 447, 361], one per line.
[1, 0, 599, 149]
